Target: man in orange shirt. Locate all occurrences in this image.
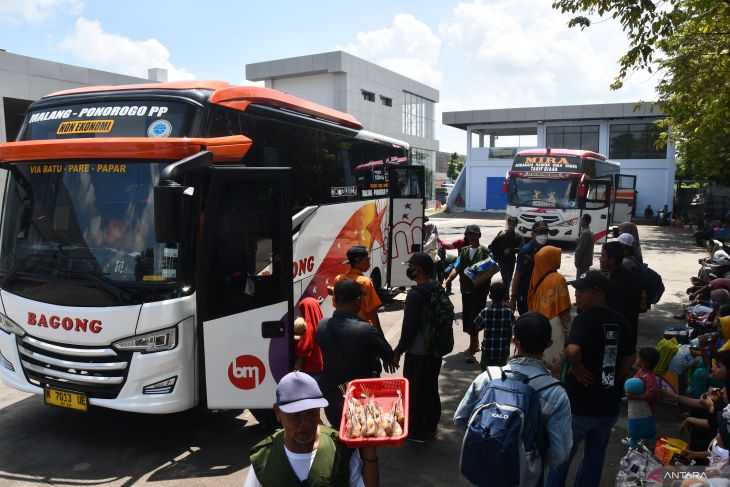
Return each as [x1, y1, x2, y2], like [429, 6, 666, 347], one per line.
[334, 245, 383, 334]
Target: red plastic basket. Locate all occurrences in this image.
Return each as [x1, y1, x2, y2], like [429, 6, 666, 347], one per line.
[338, 377, 409, 447]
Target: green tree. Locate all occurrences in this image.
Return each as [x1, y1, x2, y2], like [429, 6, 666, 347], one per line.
[447, 152, 464, 181]
[551, 0, 730, 183]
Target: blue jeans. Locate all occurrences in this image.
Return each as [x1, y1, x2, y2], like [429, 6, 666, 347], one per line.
[546, 414, 617, 487]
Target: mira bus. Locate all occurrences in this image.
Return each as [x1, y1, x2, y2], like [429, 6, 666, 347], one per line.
[504, 148, 637, 243]
[0, 81, 424, 416]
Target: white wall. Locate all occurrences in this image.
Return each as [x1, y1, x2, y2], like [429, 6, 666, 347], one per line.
[465, 160, 512, 211]
[271, 73, 339, 111]
[344, 74, 415, 148]
[617, 159, 676, 212]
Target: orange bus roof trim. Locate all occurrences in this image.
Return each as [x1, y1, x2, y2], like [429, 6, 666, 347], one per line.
[0, 135, 251, 163]
[45, 80, 233, 98]
[209, 86, 363, 130]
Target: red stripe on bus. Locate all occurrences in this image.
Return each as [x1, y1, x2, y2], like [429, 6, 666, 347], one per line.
[593, 229, 608, 242]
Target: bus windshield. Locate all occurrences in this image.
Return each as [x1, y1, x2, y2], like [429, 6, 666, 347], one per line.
[0, 161, 180, 306]
[509, 177, 578, 209]
[19, 100, 197, 141]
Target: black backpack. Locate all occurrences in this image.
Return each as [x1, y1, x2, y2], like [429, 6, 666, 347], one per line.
[419, 282, 455, 357]
[627, 257, 665, 311]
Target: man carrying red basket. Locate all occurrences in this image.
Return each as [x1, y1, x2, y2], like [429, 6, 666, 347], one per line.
[245, 371, 379, 487]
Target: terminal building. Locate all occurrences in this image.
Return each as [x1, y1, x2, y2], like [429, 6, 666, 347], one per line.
[0, 50, 160, 143]
[246, 51, 440, 195]
[443, 103, 676, 213]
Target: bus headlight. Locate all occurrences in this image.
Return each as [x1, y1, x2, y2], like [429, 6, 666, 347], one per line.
[113, 326, 177, 354]
[0, 313, 26, 337]
[562, 218, 579, 226]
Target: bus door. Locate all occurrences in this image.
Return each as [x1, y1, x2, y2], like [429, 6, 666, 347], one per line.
[581, 180, 611, 243]
[387, 164, 425, 288]
[198, 167, 293, 409]
[611, 174, 637, 224]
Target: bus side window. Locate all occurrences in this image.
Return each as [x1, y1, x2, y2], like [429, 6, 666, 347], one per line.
[392, 167, 422, 198]
[585, 184, 608, 209]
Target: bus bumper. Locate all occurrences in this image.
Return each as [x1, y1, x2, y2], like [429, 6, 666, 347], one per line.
[0, 317, 197, 414]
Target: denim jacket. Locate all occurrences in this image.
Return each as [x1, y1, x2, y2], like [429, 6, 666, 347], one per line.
[453, 356, 573, 467]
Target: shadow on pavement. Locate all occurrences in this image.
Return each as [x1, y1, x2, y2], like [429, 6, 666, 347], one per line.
[378, 346, 481, 487]
[0, 394, 266, 486]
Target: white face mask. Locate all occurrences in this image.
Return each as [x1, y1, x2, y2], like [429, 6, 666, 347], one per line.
[536, 235, 548, 245]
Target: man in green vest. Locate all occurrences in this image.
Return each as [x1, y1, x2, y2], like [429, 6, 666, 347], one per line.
[244, 371, 379, 487]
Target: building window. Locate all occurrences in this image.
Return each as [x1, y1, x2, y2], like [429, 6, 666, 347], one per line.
[362, 90, 375, 102]
[402, 91, 435, 139]
[609, 123, 666, 159]
[380, 96, 392, 107]
[545, 125, 599, 152]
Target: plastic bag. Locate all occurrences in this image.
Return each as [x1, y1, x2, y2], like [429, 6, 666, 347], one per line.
[615, 443, 664, 486]
[654, 337, 679, 375]
[668, 344, 694, 374]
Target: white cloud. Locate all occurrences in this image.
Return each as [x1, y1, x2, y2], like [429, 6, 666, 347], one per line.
[436, 97, 470, 155]
[338, 1, 659, 154]
[343, 13, 442, 88]
[433, 0, 659, 153]
[0, 0, 83, 24]
[438, 0, 657, 109]
[238, 78, 265, 87]
[59, 17, 194, 81]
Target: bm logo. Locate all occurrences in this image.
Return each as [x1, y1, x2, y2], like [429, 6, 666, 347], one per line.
[228, 355, 266, 390]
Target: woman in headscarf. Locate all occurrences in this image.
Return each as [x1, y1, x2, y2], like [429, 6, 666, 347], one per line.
[527, 246, 572, 375]
[618, 221, 643, 263]
[293, 297, 324, 377]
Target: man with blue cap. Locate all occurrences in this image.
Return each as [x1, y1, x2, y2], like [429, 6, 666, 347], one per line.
[245, 371, 379, 486]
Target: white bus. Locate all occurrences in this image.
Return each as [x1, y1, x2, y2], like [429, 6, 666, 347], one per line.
[505, 148, 637, 243]
[0, 81, 424, 418]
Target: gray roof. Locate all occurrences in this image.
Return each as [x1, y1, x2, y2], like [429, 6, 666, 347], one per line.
[246, 50, 439, 102]
[442, 102, 664, 130]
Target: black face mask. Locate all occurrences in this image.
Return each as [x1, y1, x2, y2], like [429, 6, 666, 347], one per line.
[406, 268, 417, 280]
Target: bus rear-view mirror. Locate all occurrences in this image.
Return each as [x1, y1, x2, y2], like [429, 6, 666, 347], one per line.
[154, 181, 183, 244]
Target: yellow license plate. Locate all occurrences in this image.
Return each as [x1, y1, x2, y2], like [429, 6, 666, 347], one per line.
[44, 387, 88, 412]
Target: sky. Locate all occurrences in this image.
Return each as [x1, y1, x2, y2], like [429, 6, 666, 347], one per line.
[0, 0, 659, 154]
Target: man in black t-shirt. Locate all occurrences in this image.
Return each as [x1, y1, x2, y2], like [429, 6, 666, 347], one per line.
[546, 270, 633, 487]
[600, 241, 640, 356]
[394, 252, 442, 442]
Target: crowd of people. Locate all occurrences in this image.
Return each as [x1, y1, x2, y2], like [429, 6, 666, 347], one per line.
[656, 228, 730, 476]
[244, 216, 730, 487]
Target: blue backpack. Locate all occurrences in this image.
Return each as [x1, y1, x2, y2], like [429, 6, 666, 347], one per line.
[460, 367, 561, 487]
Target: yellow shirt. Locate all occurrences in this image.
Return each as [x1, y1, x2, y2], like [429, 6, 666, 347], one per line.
[334, 268, 382, 324]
